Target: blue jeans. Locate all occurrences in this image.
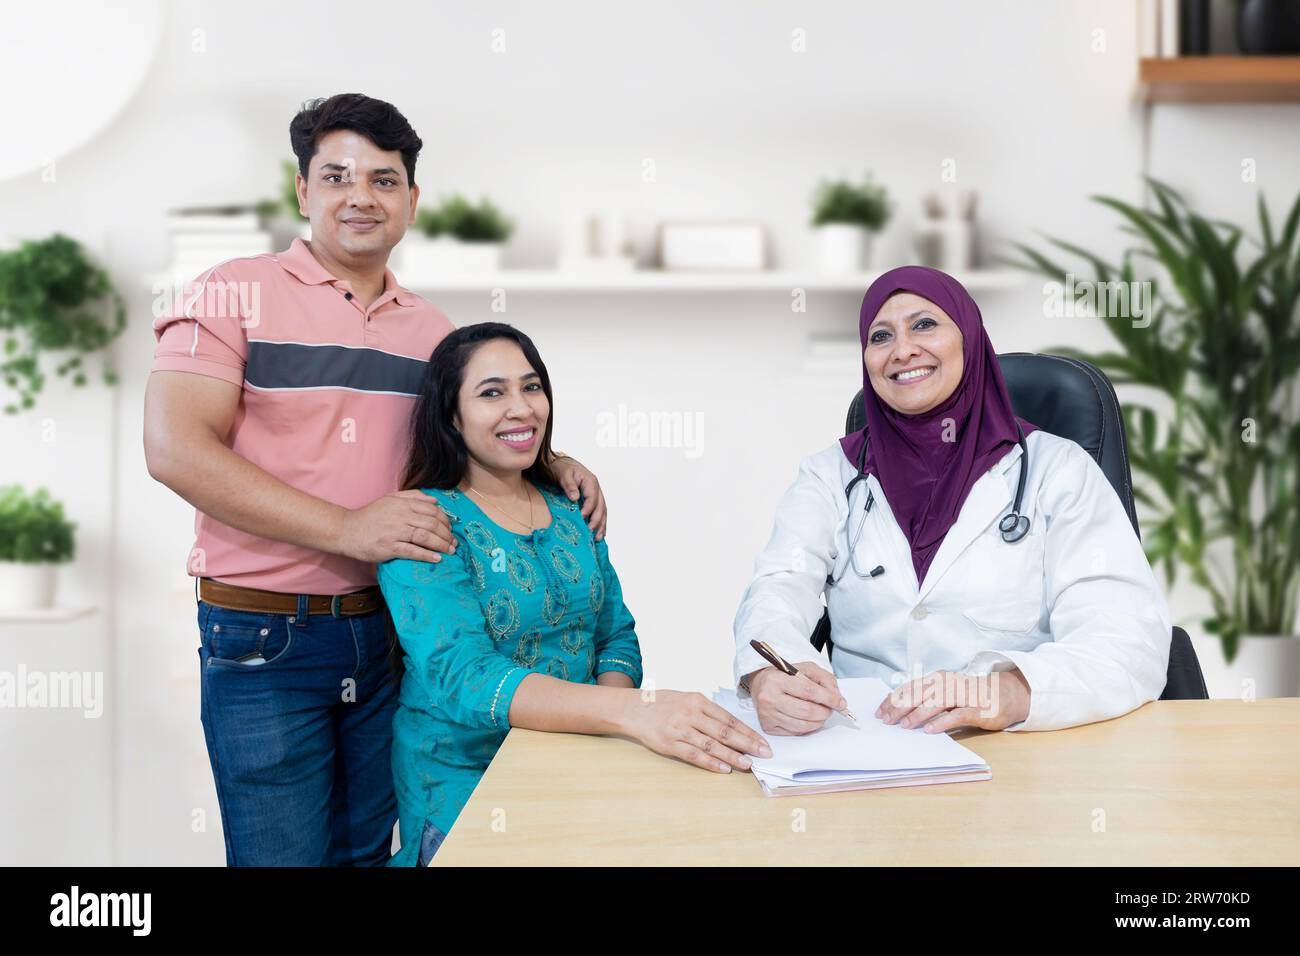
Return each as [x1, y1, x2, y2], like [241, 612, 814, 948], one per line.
[416, 818, 448, 867]
[196, 596, 398, 866]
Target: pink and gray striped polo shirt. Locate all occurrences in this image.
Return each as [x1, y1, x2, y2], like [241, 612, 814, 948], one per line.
[152, 237, 455, 595]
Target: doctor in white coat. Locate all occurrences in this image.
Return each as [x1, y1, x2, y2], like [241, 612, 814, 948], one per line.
[734, 266, 1171, 736]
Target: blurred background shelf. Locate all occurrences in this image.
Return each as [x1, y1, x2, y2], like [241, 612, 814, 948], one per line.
[1139, 57, 1300, 103]
[0, 607, 97, 624]
[393, 268, 1025, 294]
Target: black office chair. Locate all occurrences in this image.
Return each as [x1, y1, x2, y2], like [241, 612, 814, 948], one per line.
[810, 352, 1208, 701]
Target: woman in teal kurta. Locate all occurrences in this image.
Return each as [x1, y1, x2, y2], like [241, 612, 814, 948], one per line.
[379, 322, 770, 866]
[379, 483, 641, 866]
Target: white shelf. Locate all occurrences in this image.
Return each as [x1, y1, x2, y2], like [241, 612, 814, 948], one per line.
[0, 606, 97, 624]
[395, 268, 1026, 294]
[150, 267, 1025, 295]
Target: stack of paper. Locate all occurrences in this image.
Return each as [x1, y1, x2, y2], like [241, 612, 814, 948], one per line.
[714, 677, 991, 797]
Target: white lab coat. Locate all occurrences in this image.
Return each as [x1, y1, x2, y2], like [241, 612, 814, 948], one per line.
[733, 429, 1172, 731]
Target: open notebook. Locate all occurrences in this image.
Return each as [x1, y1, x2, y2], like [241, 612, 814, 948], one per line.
[714, 677, 991, 797]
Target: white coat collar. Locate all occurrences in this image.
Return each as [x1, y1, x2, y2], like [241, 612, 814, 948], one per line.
[864, 440, 1026, 601]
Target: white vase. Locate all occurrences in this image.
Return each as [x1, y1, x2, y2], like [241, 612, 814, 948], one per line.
[914, 218, 973, 272]
[1189, 632, 1300, 699]
[0, 561, 57, 612]
[817, 224, 871, 273]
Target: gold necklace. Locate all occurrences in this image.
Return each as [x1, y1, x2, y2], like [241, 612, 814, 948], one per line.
[467, 483, 535, 531]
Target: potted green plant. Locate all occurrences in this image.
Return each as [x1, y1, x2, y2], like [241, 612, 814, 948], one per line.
[399, 194, 514, 276]
[255, 159, 312, 243]
[397, 203, 449, 276]
[811, 173, 891, 273]
[0, 234, 126, 414]
[0, 485, 76, 611]
[1006, 178, 1300, 697]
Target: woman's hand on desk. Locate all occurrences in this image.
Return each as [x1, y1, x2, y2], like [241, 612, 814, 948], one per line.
[748, 663, 848, 737]
[620, 691, 772, 773]
[875, 669, 1031, 733]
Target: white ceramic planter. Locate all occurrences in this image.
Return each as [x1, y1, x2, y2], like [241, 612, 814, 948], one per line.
[817, 224, 871, 273]
[0, 561, 57, 612]
[397, 236, 445, 276]
[261, 216, 310, 250]
[399, 237, 502, 276]
[1189, 632, 1300, 699]
[456, 241, 502, 273]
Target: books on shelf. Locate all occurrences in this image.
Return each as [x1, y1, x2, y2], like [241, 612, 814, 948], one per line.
[1144, 0, 1211, 59]
[165, 210, 260, 232]
[166, 208, 271, 274]
[1161, 0, 1180, 58]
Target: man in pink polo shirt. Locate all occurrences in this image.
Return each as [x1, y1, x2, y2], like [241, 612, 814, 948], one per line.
[144, 94, 607, 866]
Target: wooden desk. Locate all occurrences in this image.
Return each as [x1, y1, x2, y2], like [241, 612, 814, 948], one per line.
[432, 698, 1300, 866]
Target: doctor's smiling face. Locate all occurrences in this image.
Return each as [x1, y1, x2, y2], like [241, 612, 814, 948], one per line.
[864, 292, 965, 415]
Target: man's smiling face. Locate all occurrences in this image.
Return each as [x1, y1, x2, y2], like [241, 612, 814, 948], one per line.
[296, 128, 420, 263]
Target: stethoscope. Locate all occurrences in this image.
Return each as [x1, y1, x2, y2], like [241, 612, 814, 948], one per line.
[829, 421, 1031, 585]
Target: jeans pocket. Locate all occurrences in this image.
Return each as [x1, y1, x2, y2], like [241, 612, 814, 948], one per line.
[202, 607, 295, 669]
[416, 818, 447, 867]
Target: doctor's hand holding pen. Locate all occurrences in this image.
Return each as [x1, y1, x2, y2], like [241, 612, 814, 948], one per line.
[745, 659, 850, 736]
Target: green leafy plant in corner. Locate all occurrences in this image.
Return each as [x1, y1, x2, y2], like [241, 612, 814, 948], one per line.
[0, 234, 126, 414]
[417, 194, 514, 242]
[1003, 177, 1300, 662]
[0, 485, 76, 564]
[810, 173, 891, 231]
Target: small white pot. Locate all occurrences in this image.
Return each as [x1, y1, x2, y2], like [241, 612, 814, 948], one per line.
[453, 241, 502, 274]
[817, 224, 871, 273]
[398, 236, 451, 276]
[0, 561, 57, 612]
[1189, 631, 1300, 700]
[399, 237, 501, 276]
[264, 214, 310, 248]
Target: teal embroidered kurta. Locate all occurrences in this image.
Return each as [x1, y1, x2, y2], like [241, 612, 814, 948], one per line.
[377, 484, 643, 866]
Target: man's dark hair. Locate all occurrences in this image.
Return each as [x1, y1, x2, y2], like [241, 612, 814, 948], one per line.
[289, 93, 423, 187]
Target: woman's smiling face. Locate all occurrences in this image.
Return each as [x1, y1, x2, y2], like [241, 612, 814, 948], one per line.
[863, 292, 964, 415]
[453, 338, 550, 473]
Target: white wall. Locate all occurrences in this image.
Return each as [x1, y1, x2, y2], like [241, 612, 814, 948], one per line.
[0, 0, 1295, 865]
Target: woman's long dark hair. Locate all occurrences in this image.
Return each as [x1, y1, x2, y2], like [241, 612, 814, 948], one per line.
[400, 322, 559, 492]
[385, 322, 561, 683]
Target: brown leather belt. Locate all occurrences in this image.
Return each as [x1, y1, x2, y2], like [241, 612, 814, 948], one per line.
[198, 577, 383, 618]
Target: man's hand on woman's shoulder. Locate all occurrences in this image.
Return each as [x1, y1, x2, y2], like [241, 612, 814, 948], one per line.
[550, 454, 607, 540]
[336, 489, 457, 564]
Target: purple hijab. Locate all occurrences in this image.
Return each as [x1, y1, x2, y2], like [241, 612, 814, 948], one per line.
[840, 266, 1038, 588]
